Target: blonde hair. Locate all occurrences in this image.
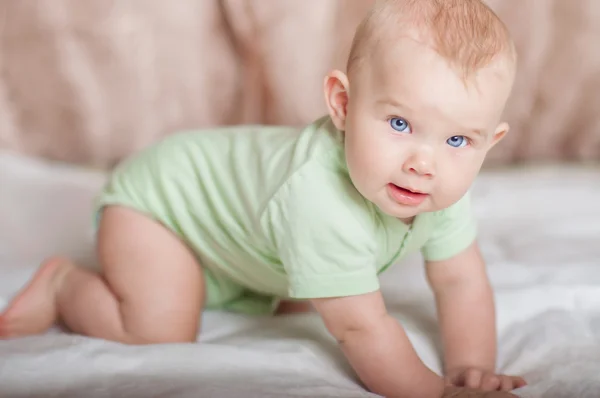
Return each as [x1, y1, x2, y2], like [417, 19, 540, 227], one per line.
[347, 0, 516, 79]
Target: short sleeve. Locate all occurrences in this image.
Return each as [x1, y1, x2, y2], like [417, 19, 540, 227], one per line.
[421, 191, 478, 262]
[263, 164, 380, 299]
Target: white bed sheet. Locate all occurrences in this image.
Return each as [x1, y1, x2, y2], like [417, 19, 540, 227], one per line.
[0, 151, 599, 398]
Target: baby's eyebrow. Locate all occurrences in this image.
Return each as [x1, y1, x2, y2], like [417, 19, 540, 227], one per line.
[453, 126, 486, 137]
[376, 97, 409, 111]
[449, 123, 488, 137]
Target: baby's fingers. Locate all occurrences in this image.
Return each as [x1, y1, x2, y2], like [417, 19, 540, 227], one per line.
[480, 373, 501, 391]
[463, 368, 484, 389]
[499, 375, 527, 391]
[513, 376, 527, 388]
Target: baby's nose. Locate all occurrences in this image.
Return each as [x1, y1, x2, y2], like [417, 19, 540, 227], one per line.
[403, 151, 435, 178]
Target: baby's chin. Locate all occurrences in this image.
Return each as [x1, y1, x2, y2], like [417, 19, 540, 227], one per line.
[374, 200, 429, 221]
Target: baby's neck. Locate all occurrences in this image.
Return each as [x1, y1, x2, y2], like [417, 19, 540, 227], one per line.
[399, 216, 414, 225]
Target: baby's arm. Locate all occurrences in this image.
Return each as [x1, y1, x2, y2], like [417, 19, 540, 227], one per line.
[311, 291, 445, 398]
[426, 241, 526, 391]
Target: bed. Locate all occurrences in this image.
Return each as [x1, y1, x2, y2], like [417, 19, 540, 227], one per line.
[1, 151, 599, 398]
[1, 1, 600, 397]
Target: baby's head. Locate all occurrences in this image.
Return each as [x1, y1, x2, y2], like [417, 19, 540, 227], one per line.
[324, 0, 517, 221]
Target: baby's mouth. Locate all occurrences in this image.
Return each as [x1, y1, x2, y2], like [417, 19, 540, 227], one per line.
[387, 184, 429, 206]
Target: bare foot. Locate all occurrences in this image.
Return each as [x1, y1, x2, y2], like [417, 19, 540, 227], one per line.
[275, 300, 313, 315]
[0, 257, 72, 338]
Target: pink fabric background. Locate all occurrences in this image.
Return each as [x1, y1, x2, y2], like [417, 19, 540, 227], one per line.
[0, 0, 598, 168]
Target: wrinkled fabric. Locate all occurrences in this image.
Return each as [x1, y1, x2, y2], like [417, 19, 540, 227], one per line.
[0, 0, 598, 168]
[1, 153, 600, 398]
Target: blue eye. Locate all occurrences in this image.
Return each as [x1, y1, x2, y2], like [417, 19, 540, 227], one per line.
[389, 117, 411, 133]
[447, 136, 468, 148]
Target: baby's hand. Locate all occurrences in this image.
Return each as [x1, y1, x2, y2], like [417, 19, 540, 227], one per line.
[445, 368, 527, 392]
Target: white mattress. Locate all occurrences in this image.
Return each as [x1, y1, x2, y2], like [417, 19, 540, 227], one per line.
[0, 151, 599, 398]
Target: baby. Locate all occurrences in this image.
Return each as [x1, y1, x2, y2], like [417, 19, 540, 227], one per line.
[0, 0, 527, 397]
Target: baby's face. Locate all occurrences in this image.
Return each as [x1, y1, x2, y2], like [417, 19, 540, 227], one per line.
[342, 38, 514, 222]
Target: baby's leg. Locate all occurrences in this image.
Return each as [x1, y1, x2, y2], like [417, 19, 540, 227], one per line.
[275, 300, 313, 315]
[0, 206, 205, 344]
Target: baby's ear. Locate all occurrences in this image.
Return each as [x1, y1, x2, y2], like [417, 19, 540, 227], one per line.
[490, 122, 509, 148]
[323, 70, 350, 131]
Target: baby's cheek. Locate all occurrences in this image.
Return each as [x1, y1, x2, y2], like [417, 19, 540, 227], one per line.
[345, 154, 370, 192]
[352, 145, 379, 173]
[434, 174, 472, 208]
